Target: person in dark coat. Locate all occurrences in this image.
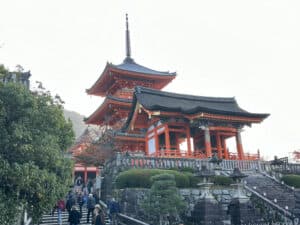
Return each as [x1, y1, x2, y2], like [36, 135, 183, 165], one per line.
[86, 193, 96, 223]
[66, 195, 76, 214]
[77, 191, 84, 215]
[109, 198, 120, 225]
[93, 192, 100, 204]
[94, 204, 105, 225]
[68, 205, 81, 225]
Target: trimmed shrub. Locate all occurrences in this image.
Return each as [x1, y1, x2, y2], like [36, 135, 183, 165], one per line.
[281, 174, 300, 188]
[116, 169, 190, 188]
[184, 172, 202, 188]
[213, 175, 233, 186]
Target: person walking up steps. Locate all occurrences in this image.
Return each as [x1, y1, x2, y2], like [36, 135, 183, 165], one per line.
[109, 198, 120, 225]
[86, 193, 96, 224]
[77, 191, 84, 216]
[68, 205, 81, 225]
[57, 199, 65, 225]
[94, 204, 105, 225]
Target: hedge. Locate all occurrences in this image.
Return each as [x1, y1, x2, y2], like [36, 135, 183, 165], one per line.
[116, 169, 192, 188]
[115, 169, 234, 188]
[281, 174, 300, 188]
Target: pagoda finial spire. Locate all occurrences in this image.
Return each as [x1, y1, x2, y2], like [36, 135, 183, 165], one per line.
[124, 14, 134, 63]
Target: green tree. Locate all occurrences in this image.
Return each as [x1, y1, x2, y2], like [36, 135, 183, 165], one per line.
[142, 173, 186, 225]
[0, 81, 75, 224]
[0, 64, 9, 80]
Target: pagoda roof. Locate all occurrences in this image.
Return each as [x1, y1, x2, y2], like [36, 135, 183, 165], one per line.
[123, 86, 269, 130]
[87, 15, 176, 96]
[86, 59, 176, 96]
[85, 95, 132, 125]
[113, 58, 176, 76]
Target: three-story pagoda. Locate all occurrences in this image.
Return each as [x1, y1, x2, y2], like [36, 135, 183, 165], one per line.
[86, 15, 269, 160]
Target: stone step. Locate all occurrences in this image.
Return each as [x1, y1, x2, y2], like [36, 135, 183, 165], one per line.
[245, 174, 295, 211]
[39, 209, 111, 225]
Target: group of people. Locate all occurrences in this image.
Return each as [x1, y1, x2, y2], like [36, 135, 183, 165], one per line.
[74, 176, 96, 196]
[51, 175, 120, 225]
[52, 191, 105, 225]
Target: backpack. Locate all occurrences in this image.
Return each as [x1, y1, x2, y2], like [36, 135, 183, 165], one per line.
[87, 197, 96, 209]
[57, 200, 65, 211]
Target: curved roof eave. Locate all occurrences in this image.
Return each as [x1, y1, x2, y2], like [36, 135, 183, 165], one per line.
[111, 60, 176, 77]
[85, 96, 132, 124]
[122, 86, 270, 131]
[86, 62, 111, 95]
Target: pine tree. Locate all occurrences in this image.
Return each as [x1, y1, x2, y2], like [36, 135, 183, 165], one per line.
[142, 173, 186, 225]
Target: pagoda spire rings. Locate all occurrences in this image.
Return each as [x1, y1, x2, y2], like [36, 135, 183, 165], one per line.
[124, 13, 134, 63]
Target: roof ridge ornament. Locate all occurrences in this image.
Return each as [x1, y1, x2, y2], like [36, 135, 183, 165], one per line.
[124, 13, 134, 64]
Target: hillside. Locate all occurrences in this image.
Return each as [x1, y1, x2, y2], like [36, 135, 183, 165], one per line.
[63, 109, 87, 139]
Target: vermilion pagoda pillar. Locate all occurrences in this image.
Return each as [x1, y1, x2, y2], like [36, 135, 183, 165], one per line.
[236, 129, 245, 160]
[216, 131, 222, 159]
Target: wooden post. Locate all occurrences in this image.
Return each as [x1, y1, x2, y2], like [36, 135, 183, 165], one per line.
[165, 124, 171, 154]
[186, 126, 192, 157]
[216, 131, 222, 159]
[155, 128, 159, 157]
[236, 129, 245, 160]
[193, 135, 198, 158]
[145, 135, 149, 155]
[84, 167, 88, 184]
[204, 127, 212, 157]
[176, 133, 180, 152]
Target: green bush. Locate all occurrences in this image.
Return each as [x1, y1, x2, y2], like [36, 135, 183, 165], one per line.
[184, 172, 202, 188]
[281, 174, 300, 188]
[212, 175, 233, 186]
[116, 169, 190, 188]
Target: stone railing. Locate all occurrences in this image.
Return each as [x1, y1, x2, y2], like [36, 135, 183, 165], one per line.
[272, 163, 300, 174]
[103, 153, 263, 175]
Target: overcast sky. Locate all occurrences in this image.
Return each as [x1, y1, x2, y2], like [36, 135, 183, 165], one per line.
[1, 0, 300, 160]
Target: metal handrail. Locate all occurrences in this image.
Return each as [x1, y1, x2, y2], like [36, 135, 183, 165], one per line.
[99, 200, 108, 209]
[99, 200, 150, 225]
[245, 185, 294, 219]
[117, 213, 150, 225]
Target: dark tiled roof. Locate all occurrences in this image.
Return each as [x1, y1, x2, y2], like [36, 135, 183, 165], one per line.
[133, 86, 269, 118]
[111, 57, 176, 77]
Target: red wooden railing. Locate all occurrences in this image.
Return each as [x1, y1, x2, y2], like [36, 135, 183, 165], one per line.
[153, 148, 259, 161]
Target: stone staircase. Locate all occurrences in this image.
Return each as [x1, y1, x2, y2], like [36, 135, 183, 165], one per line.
[39, 206, 111, 225]
[245, 173, 295, 213]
